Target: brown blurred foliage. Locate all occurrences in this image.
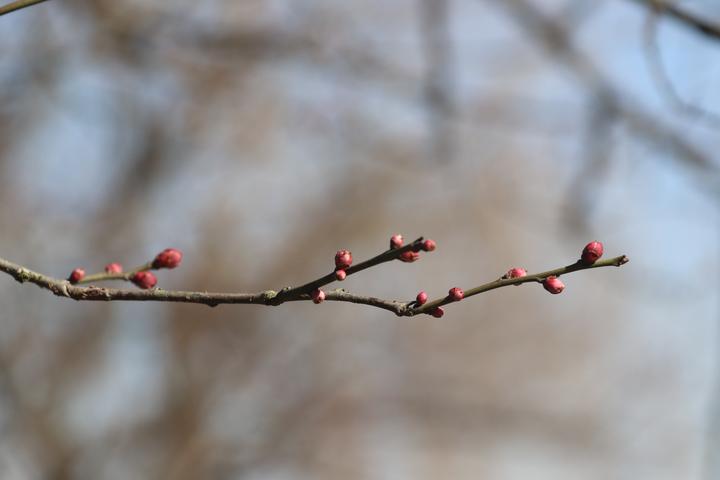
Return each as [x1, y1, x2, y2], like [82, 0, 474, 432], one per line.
[0, 1, 718, 479]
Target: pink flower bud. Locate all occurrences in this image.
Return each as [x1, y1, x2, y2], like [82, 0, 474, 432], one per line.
[335, 269, 347, 281]
[334, 249, 353, 270]
[131, 271, 157, 289]
[507, 267, 527, 279]
[311, 288, 325, 304]
[153, 248, 183, 269]
[430, 307, 445, 318]
[104, 263, 123, 274]
[68, 268, 85, 284]
[448, 287, 464, 301]
[581, 241, 604, 265]
[399, 251, 420, 263]
[421, 239, 437, 252]
[416, 291, 428, 305]
[390, 234, 404, 249]
[543, 276, 564, 294]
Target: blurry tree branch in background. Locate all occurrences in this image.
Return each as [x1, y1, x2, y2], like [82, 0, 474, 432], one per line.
[642, 3, 720, 126]
[0, 240, 627, 317]
[488, 0, 720, 231]
[0, 0, 49, 16]
[631, 0, 720, 41]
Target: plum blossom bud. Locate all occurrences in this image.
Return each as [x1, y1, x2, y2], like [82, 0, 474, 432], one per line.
[104, 263, 123, 274]
[153, 248, 183, 269]
[311, 288, 326, 304]
[335, 269, 347, 281]
[543, 276, 564, 294]
[507, 267, 527, 279]
[334, 250, 353, 270]
[416, 291, 428, 305]
[421, 239, 437, 252]
[68, 268, 85, 284]
[399, 251, 420, 263]
[448, 287, 464, 301]
[131, 271, 157, 289]
[390, 234, 404, 249]
[581, 241, 604, 265]
[430, 307, 445, 318]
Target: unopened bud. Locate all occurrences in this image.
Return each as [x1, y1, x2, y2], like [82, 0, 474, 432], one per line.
[104, 263, 123, 274]
[153, 248, 183, 269]
[430, 307, 445, 318]
[131, 271, 157, 289]
[68, 268, 85, 284]
[390, 234, 404, 249]
[399, 251, 420, 263]
[581, 241, 604, 265]
[416, 291, 428, 305]
[335, 269, 347, 281]
[311, 288, 326, 304]
[421, 239, 437, 252]
[334, 249, 353, 270]
[542, 276, 565, 294]
[448, 287, 464, 301]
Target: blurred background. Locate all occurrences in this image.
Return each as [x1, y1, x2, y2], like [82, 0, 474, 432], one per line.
[0, 0, 718, 478]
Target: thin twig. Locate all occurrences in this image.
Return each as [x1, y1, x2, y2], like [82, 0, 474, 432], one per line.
[0, 0, 50, 17]
[412, 255, 629, 314]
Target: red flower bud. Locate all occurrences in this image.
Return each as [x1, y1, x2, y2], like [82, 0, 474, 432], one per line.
[335, 269, 347, 281]
[430, 307, 445, 318]
[416, 291, 428, 305]
[398, 251, 420, 263]
[507, 267, 527, 279]
[131, 271, 157, 289]
[390, 234, 404, 249]
[334, 249, 353, 270]
[153, 248, 183, 269]
[68, 268, 85, 284]
[448, 287, 464, 301]
[311, 288, 325, 304]
[543, 276, 564, 294]
[104, 263, 123, 274]
[581, 241, 604, 265]
[421, 239, 437, 252]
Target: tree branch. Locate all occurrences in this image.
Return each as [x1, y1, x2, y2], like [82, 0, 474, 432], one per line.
[0, 0, 50, 17]
[0, 238, 629, 316]
[630, 0, 720, 41]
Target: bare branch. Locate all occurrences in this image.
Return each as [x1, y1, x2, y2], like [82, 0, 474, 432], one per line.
[630, 0, 720, 41]
[0, 0, 50, 17]
[0, 239, 629, 317]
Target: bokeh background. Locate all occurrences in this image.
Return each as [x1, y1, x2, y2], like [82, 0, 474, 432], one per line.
[1, 0, 719, 478]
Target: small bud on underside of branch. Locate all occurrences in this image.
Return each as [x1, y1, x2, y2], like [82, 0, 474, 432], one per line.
[153, 248, 183, 269]
[399, 251, 420, 262]
[543, 276, 565, 294]
[421, 239, 437, 252]
[581, 241, 604, 265]
[311, 288, 325, 304]
[131, 271, 157, 290]
[430, 307, 445, 318]
[68, 268, 85, 284]
[334, 269, 347, 281]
